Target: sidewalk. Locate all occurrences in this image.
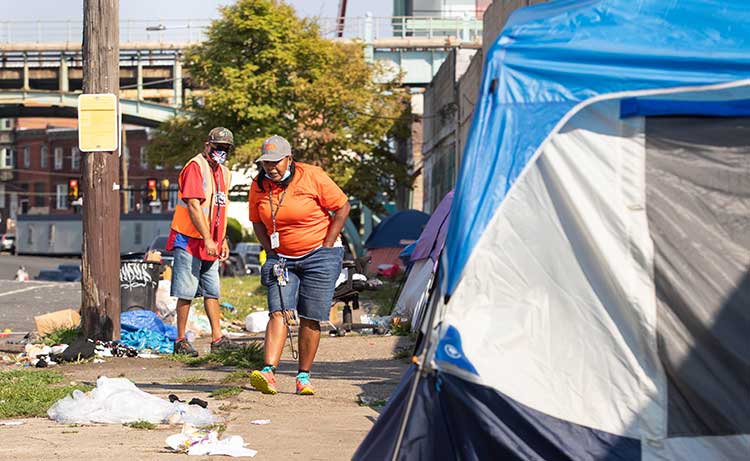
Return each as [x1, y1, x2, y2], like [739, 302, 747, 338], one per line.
[0, 335, 411, 460]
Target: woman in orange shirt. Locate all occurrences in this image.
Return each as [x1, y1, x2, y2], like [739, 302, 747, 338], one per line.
[248, 135, 351, 396]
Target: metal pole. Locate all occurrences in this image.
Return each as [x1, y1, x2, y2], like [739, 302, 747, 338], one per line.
[173, 53, 182, 107]
[81, 0, 121, 341]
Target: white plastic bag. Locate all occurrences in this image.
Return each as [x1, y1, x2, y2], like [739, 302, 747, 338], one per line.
[156, 280, 178, 324]
[245, 311, 269, 333]
[48, 376, 217, 426]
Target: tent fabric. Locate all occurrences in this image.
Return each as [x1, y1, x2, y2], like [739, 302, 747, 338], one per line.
[364, 210, 429, 249]
[410, 191, 453, 263]
[644, 116, 750, 437]
[354, 367, 642, 461]
[620, 98, 750, 118]
[393, 258, 434, 322]
[445, 0, 750, 296]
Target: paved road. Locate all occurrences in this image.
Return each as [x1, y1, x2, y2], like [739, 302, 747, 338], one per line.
[0, 255, 81, 333]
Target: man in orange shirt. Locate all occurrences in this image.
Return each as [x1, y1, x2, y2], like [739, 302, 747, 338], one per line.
[167, 127, 237, 356]
[248, 135, 351, 396]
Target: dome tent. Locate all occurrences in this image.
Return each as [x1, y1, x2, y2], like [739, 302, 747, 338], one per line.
[355, 1, 750, 460]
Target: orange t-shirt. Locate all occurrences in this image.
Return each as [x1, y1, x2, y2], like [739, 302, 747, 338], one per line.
[249, 162, 348, 257]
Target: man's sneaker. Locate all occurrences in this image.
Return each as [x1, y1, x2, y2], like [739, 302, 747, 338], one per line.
[250, 367, 278, 395]
[173, 339, 198, 357]
[210, 336, 239, 353]
[296, 372, 315, 396]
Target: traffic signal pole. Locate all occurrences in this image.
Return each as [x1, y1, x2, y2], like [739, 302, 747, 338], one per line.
[81, 0, 121, 340]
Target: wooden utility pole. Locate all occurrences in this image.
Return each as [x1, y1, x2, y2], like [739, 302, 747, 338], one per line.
[81, 0, 121, 340]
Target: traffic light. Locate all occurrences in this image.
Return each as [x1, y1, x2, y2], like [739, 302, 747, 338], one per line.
[68, 178, 79, 203]
[160, 179, 170, 201]
[146, 178, 157, 201]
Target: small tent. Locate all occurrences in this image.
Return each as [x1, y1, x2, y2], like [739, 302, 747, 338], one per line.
[392, 191, 453, 330]
[364, 210, 429, 271]
[355, 1, 750, 460]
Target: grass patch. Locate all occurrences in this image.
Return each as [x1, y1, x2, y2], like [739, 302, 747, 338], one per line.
[359, 277, 402, 317]
[42, 327, 81, 346]
[209, 386, 243, 399]
[0, 370, 93, 418]
[393, 347, 413, 360]
[173, 375, 207, 384]
[221, 370, 252, 384]
[124, 421, 156, 430]
[201, 423, 227, 434]
[358, 396, 387, 409]
[168, 343, 264, 369]
[218, 275, 267, 321]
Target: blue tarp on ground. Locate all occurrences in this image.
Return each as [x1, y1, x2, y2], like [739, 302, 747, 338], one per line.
[120, 310, 177, 343]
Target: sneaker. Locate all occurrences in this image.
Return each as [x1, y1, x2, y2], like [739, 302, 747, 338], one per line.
[210, 336, 239, 353]
[250, 367, 278, 395]
[296, 372, 315, 396]
[173, 339, 198, 357]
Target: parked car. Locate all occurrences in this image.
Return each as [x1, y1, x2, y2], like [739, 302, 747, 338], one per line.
[57, 264, 82, 282]
[0, 233, 15, 253]
[146, 234, 174, 266]
[234, 242, 262, 274]
[36, 269, 67, 282]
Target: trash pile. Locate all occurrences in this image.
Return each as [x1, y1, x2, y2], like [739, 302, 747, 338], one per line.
[166, 425, 257, 457]
[48, 376, 218, 426]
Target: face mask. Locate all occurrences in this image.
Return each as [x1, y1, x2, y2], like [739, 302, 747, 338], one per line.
[265, 169, 291, 181]
[210, 148, 228, 165]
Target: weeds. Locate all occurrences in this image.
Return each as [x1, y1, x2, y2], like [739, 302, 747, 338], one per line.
[392, 348, 413, 360]
[124, 421, 156, 430]
[209, 386, 243, 399]
[0, 370, 93, 418]
[173, 375, 207, 384]
[221, 370, 252, 384]
[42, 327, 81, 346]
[168, 343, 264, 369]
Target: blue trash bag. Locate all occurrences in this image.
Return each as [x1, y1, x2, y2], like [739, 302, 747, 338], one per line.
[121, 328, 174, 354]
[120, 310, 177, 342]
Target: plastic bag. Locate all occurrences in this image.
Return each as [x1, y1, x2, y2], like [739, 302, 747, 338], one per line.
[121, 310, 177, 341]
[156, 280, 178, 324]
[48, 376, 217, 426]
[121, 328, 174, 354]
[245, 311, 269, 333]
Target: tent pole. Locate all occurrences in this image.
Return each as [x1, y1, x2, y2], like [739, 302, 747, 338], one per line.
[392, 266, 445, 460]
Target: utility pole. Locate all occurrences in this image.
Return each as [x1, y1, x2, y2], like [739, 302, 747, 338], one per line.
[81, 0, 121, 340]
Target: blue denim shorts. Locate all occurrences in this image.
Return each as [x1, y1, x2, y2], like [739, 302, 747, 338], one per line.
[170, 247, 221, 300]
[260, 247, 344, 322]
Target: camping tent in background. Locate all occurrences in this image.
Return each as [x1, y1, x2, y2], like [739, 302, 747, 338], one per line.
[355, 1, 750, 460]
[364, 210, 429, 272]
[392, 191, 453, 330]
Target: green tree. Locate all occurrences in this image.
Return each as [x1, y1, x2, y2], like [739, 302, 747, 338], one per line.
[148, 0, 412, 212]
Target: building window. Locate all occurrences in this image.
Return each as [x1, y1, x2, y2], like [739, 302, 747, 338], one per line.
[56, 184, 68, 209]
[124, 146, 130, 165]
[0, 149, 7, 169]
[34, 183, 45, 207]
[41, 145, 48, 168]
[2, 119, 11, 129]
[71, 147, 81, 170]
[139, 146, 148, 169]
[127, 190, 135, 213]
[0, 184, 5, 208]
[54, 147, 63, 170]
[23, 147, 30, 168]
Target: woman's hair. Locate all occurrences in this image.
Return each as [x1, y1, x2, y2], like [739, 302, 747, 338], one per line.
[255, 159, 296, 192]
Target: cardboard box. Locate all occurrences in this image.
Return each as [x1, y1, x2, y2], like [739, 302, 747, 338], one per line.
[34, 309, 81, 336]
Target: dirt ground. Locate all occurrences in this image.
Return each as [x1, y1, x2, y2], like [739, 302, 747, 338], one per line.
[0, 334, 412, 461]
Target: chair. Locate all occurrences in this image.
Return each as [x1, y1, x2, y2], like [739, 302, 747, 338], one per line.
[329, 256, 383, 335]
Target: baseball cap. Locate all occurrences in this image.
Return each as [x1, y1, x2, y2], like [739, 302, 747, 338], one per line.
[207, 127, 234, 146]
[259, 135, 292, 162]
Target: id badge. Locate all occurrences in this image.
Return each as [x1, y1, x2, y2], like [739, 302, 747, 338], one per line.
[270, 232, 280, 249]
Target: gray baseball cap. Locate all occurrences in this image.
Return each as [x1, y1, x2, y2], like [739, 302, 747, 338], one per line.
[259, 135, 292, 162]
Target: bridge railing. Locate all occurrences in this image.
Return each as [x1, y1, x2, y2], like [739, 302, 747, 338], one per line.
[0, 16, 482, 45]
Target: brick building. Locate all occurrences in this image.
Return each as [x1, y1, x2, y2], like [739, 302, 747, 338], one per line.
[0, 118, 180, 232]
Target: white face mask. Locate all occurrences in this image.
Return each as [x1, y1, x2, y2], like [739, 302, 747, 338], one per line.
[265, 169, 291, 181]
[210, 148, 228, 165]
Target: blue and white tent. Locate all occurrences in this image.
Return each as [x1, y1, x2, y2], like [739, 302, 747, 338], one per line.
[355, 1, 750, 460]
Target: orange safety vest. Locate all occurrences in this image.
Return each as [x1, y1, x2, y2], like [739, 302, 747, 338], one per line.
[170, 153, 231, 239]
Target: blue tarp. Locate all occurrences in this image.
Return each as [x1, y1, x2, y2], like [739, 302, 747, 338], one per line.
[445, 0, 750, 296]
[120, 310, 177, 342]
[364, 210, 429, 249]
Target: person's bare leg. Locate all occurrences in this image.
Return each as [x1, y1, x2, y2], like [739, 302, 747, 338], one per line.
[298, 318, 321, 372]
[204, 297, 223, 342]
[264, 312, 288, 366]
[175, 298, 192, 339]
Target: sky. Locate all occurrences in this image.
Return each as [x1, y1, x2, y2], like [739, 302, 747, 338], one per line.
[0, 0, 391, 20]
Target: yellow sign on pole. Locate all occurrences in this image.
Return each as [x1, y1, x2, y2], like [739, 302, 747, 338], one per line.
[77, 93, 119, 152]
